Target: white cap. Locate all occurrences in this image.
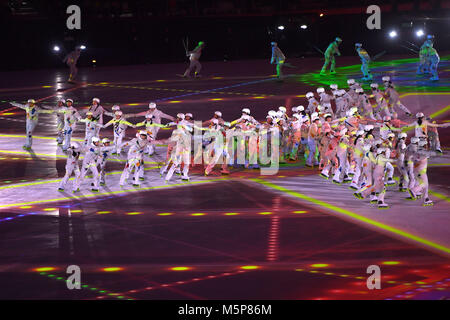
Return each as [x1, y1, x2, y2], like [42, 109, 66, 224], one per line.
[177, 113, 185, 119]
[86, 111, 93, 116]
[387, 133, 395, 139]
[374, 139, 382, 145]
[215, 111, 222, 117]
[292, 106, 298, 113]
[364, 124, 374, 131]
[242, 108, 251, 114]
[410, 137, 419, 144]
[112, 105, 120, 111]
[297, 105, 305, 112]
[317, 87, 325, 93]
[377, 148, 386, 155]
[293, 113, 301, 120]
[338, 89, 346, 96]
[382, 76, 390, 82]
[418, 140, 427, 147]
[66, 99, 74, 103]
[212, 118, 219, 125]
[223, 122, 231, 127]
[149, 102, 156, 109]
[330, 84, 338, 90]
[92, 137, 100, 143]
[324, 113, 332, 119]
[306, 92, 314, 99]
[383, 116, 391, 121]
[145, 113, 154, 119]
[27, 99, 36, 104]
[266, 115, 273, 119]
[58, 98, 66, 104]
[185, 113, 193, 117]
[370, 83, 379, 89]
[356, 88, 364, 94]
[115, 111, 123, 116]
[311, 112, 319, 121]
[348, 107, 358, 116]
[398, 132, 407, 139]
[139, 130, 147, 135]
[101, 138, 110, 144]
[347, 79, 355, 85]
[276, 111, 283, 118]
[278, 106, 287, 113]
[416, 112, 424, 118]
[268, 110, 277, 117]
[92, 98, 100, 103]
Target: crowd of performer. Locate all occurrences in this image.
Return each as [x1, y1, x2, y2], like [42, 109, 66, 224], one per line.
[10, 74, 448, 208]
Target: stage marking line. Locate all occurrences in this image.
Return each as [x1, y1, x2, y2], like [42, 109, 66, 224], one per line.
[0, 84, 84, 115]
[0, 177, 227, 208]
[428, 191, 450, 203]
[0, 134, 84, 142]
[250, 178, 450, 255]
[398, 93, 450, 119]
[399, 92, 450, 98]
[0, 165, 166, 190]
[87, 83, 273, 98]
[430, 105, 450, 119]
[0, 149, 141, 164]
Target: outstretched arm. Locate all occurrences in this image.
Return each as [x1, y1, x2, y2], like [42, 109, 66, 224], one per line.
[10, 102, 26, 109]
[103, 120, 113, 129]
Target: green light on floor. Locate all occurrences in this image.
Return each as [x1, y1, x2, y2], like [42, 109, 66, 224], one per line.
[298, 55, 450, 93]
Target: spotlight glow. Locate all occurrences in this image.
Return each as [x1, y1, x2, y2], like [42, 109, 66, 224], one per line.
[33, 267, 56, 272]
[170, 266, 191, 271]
[80, 45, 86, 50]
[382, 261, 401, 265]
[300, 25, 308, 29]
[240, 265, 260, 270]
[277, 25, 285, 30]
[389, 30, 398, 38]
[53, 46, 60, 52]
[102, 267, 123, 272]
[416, 29, 424, 37]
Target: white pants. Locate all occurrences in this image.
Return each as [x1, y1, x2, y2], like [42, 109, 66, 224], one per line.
[183, 60, 202, 77]
[74, 161, 99, 190]
[58, 162, 80, 190]
[120, 157, 143, 186]
[114, 132, 125, 153]
[63, 123, 76, 150]
[306, 138, 318, 166]
[25, 119, 38, 147]
[57, 117, 64, 144]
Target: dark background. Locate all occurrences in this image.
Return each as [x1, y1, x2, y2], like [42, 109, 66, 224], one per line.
[1, 0, 449, 70]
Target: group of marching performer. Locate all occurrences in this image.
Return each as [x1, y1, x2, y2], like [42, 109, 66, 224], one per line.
[10, 74, 448, 206]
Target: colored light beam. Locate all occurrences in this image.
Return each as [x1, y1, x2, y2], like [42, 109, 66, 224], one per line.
[250, 179, 450, 255]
